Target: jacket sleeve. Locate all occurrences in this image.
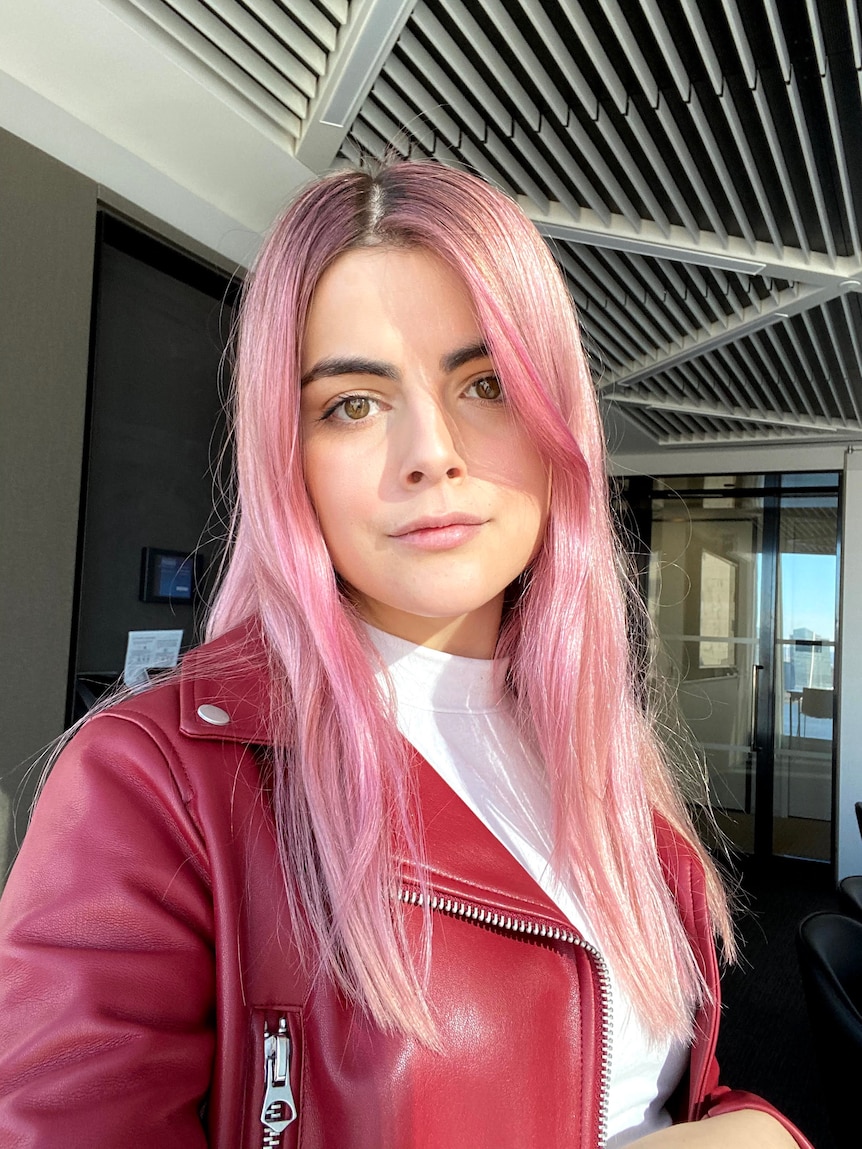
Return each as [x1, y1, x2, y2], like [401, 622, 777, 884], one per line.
[0, 712, 216, 1149]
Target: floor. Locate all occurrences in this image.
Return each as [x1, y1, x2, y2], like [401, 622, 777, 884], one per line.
[716, 856, 839, 1149]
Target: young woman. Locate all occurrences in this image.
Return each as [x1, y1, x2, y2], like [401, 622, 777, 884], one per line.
[0, 162, 808, 1148]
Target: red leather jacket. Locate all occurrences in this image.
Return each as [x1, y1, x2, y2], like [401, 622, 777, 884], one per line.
[0, 625, 811, 1148]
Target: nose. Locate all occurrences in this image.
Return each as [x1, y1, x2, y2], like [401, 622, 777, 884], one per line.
[398, 399, 466, 487]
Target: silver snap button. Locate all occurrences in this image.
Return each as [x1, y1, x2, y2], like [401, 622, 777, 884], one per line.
[197, 704, 231, 726]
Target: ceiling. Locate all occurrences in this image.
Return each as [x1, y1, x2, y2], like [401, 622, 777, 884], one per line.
[4, 0, 862, 450]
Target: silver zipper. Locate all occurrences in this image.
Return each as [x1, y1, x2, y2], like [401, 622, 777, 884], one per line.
[399, 887, 613, 1149]
[261, 1016, 298, 1149]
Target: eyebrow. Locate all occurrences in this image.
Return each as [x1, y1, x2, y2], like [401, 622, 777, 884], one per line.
[300, 340, 491, 388]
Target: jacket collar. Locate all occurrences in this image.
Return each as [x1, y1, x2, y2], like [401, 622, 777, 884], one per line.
[176, 620, 705, 941]
[177, 620, 572, 920]
[179, 619, 272, 744]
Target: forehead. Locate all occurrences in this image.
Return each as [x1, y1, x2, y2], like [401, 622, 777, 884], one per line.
[301, 247, 481, 366]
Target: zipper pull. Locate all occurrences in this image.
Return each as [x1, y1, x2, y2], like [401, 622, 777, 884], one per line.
[261, 1016, 298, 1141]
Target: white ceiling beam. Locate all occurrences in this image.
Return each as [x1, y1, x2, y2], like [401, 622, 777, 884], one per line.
[604, 391, 861, 435]
[294, 0, 417, 172]
[599, 281, 855, 389]
[527, 199, 862, 286]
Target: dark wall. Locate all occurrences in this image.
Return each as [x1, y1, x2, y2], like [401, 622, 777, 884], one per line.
[0, 129, 97, 873]
[74, 227, 233, 676]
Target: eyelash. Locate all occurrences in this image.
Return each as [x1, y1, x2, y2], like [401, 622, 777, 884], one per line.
[318, 374, 504, 424]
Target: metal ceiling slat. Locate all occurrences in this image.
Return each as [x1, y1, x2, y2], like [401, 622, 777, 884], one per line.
[757, 0, 838, 261]
[800, 311, 849, 424]
[839, 295, 862, 419]
[785, 72, 837, 262]
[124, 0, 302, 134]
[639, 0, 690, 101]
[685, 268, 733, 327]
[418, 3, 537, 130]
[804, 0, 827, 75]
[313, 0, 348, 24]
[694, 349, 751, 411]
[783, 323, 836, 420]
[205, 0, 322, 92]
[413, 5, 610, 223]
[714, 344, 770, 415]
[597, 0, 728, 244]
[588, 109, 672, 235]
[557, 0, 627, 112]
[571, 249, 674, 345]
[806, 3, 861, 257]
[820, 303, 862, 422]
[563, 284, 643, 362]
[675, 360, 724, 409]
[476, 0, 569, 123]
[646, 257, 715, 332]
[679, 1, 786, 252]
[731, 338, 797, 419]
[370, 77, 454, 161]
[383, 54, 464, 149]
[162, 0, 309, 113]
[640, 2, 757, 247]
[486, 123, 575, 217]
[556, 252, 657, 355]
[762, 326, 817, 420]
[395, 29, 558, 212]
[580, 308, 639, 367]
[651, 101, 728, 245]
[450, 133, 520, 202]
[396, 28, 496, 142]
[598, 0, 660, 106]
[273, 0, 339, 50]
[723, 0, 812, 257]
[350, 114, 389, 156]
[533, 119, 615, 225]
[623, 254, 702, 339]
[849, 0, 862, 68]
[585, 85, 700, 237]
[362, 96, 413, 156]
[383, 54, 521, 197]
[397, 29, 496, 140]
[549, 3, 689, 235]
[746, 331, 798, 415]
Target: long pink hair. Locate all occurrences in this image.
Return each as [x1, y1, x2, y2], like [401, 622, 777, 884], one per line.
[208, 161, 733, 1042]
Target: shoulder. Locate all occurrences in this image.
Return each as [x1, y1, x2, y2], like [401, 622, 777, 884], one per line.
[88, 618, 272, 751]
[49, 620, 273, 821]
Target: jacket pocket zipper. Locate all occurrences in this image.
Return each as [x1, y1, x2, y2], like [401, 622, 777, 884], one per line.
[399, 886, 613, 1149]
[261, 1016, 298, 1149]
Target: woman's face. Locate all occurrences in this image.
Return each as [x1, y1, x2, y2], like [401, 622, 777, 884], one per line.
[300, 246, 549, 658]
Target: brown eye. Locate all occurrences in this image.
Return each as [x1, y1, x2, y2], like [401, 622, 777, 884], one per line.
[341, 396, 372, 420]
[470, 376, 502, 401]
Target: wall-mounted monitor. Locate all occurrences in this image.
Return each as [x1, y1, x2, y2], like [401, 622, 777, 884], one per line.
[139, 548, 203, 604]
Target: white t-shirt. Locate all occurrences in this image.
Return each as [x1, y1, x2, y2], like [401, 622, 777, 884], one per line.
[366, 624, 690, 1148]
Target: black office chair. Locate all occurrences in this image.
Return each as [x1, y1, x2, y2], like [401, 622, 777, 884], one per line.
[838, 876, 862, 923]
[797, 912, 862, 1149]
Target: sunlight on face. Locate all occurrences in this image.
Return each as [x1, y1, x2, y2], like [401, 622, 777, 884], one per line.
[299, 246, 549, 659]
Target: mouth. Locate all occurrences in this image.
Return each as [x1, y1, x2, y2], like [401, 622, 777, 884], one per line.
[390, 513, 487, 552]
[390, 512, 487, 537]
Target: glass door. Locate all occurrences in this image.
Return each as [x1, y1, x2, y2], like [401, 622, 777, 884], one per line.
[772, 485, 838, 860]
[644, 473, 839, 861]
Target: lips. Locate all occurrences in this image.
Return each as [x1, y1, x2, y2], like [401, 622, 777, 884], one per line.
[389, 512, 487, 552]
[390, 512, 486, 537]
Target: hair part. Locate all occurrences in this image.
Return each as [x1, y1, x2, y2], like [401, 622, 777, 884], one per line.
[208, 160, 733, 1044]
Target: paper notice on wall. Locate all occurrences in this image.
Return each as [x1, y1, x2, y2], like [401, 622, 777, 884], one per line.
[123, 629, 184, 687]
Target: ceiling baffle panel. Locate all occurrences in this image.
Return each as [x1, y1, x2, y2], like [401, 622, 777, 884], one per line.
[109, 0, 346, 144]
[326, 0, 862, 446]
